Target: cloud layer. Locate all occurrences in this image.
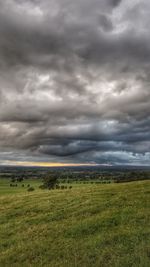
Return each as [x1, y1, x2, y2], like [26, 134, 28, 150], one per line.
[0, 0, 150, 165]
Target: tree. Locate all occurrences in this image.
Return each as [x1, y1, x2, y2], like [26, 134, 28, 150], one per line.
[11, 177, 16, 183]
[43, 173, 58, 189]
[17, 176, 24, 182]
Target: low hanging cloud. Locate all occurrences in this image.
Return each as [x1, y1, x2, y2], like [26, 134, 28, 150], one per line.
[0, 0, 150, 165]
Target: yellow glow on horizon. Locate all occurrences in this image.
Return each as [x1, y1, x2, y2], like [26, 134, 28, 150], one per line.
[6, 161, 98, 167]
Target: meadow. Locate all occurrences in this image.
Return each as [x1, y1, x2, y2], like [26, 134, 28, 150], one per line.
[0, 178, 150, 267]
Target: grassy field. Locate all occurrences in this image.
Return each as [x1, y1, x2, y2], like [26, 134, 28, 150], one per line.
[0, 179, 149, 267]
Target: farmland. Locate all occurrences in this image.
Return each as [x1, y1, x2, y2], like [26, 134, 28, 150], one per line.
[0, 176, 150, 267]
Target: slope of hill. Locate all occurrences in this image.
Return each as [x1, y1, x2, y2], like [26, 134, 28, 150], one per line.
[0, 180, 149, 267]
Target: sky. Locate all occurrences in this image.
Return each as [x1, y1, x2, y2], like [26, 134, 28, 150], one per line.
[0, 0, 150, 166]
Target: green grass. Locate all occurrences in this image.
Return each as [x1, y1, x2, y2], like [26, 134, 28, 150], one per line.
[0, 179, 149, 267]
[0, 179, 42, 195]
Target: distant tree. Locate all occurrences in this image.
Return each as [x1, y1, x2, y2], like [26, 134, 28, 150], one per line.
[43, 173, 58, 189]
[60, 185, 65, 190]
[11, 177, 16, 183]
[17, 177, 24, 182]
[39, 184, 45, 190]
[27, 187, 35, 192]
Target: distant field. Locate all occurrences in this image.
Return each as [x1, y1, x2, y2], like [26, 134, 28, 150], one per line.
[0, 179, 150, 267]
[0, 179, 42, 195]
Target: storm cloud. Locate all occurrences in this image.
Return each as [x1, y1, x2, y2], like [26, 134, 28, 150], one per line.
[0, 0, 150, 165]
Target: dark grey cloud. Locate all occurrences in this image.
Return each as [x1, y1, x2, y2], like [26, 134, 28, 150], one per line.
[0, 0, 150, 165]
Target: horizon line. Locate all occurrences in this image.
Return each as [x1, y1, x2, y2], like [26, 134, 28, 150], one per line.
[0, 161, 106, 167]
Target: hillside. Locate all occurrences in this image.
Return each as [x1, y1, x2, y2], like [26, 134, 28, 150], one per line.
[0, 180, 150, 267]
